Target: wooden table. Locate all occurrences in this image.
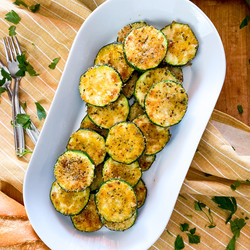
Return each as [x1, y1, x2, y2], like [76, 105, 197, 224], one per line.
[191, 0, 250, 126]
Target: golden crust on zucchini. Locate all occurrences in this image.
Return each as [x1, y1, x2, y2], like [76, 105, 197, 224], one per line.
[165, 66, 183, 84]
[138, 154, 156, 172]
[122, 71, 139, 99]
[128, 102, 145, 121]
[90, 164, 104, 192]
[134, 180, 147, 208]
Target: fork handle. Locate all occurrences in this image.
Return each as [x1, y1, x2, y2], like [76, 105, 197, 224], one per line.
[12, 77, 25, 156]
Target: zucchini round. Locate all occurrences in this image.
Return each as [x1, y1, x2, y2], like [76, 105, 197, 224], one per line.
[161, 22, 199, 66]
[123, 25, 168, 71]
[79, 65, 123, 107]
[138, 154, 156, 172]
[54, 150, 95, 192]
[105, 122, 146, 164]
[134, 179, 147, 208]
[95, 179, 137, 223]
[71, 194, 103, 232]
[128, 101, 145, 121]
[103, 158, 141, 187]
[67, 129, 106, 166]
[133, 114, 171, 155]
[50, 181, 90, 216]
[145, 80, 188, 127]
[90, 164, 104, 192]
[94, 43, 134, 82]
[134, 67, 177, 107]
[122, 71, 139, 99]
[165, 65, 183, 84]
[87, 94, 129, 129]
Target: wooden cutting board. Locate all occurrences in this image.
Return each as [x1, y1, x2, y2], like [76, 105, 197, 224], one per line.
[191, 0, 250, 126]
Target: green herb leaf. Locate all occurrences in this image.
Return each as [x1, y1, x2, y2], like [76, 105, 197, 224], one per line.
[212, 197, 237, 224]
[9, 25, 16, 36]
[29, 4, 40, 12]
[231, 181, 241, 191]
[166, 229, 173, 237]
[14, 113, 31, 129]
[35, 102, 46, 120]
[5, 10, 21, 24]
[204, 173, 212, 177]
[190, 228, 196, 234]
[186, 233, 200, 244]
[185, 214, 193, 218]
[195, 201, 216, 228]
[16, 53, 39, 77]
[0, 87, 6, 94]
[16, 148, 33, 156]
[49, 58, 60, 69]
[13, 0, 28, 7]
[31, 42, 35, 46]
[230, 218, 246, 239]
[174, 235, 184, 250]
[194, 201, 206, 211]
[21, 101, 27, 109]
[237, 105, 243, 114]
[226, 236, 236, 250]
[180, 223, 189, 232]
[245, 216, 249, 220]
[179, 194, 187, 200]
[240, 16, 249, 29]
[1, 68, 11, 81]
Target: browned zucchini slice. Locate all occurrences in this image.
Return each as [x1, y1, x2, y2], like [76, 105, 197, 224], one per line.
[50, 181, 90, 215]
[103, 158, 141, 186]
[145, 80, 188, 127]
[80, 115, 108, 138]
[87, 94, 129, 129]
[101, 211, 137, 231]
[138, 154, 156, 172]
[134, 179, 147, 208]
[79, 65, 123, 107]
[122, 71, 139, 99]
[54, 150, 95, 192]
[128, 102, 145, 121]
[161, 22, 199, 66]
[90, 164, 104, 192]
[117, 21, 147, 43]
[71, 194, 103, 232]
[94, 43, 134, 82]
[124, 25, 168, 71]
[133, 114, 171, 155]
[134, 67, 177, 107]
[105, 122, 145, 164]
[67, 129, 106, 165]
[165, 66, 183, 84]
[95, 179, 137, 222]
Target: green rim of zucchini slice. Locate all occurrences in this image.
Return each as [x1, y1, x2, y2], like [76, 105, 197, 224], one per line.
[133, 114, 171, 155]
[90, 164, 104, 192]
[138, 154, 156, 172]
[54, 150, 95, 192]
[103, 158, 141, 187]
[117, 21, 147, 43]
[87, 94, 129, 129]
[165, 66, 183, 84]
[71, 194, 103, 232]
[145, 80, 188, 127]
[105, 122, 146, 164]
[80, 115, 108, 138]
[128, 101, 145, 121]
[122, 71, 140, 99]
[123, 25, 168, 71]
[134, 179, 147, 208]
[95, 179, 137, 223]
[101, 211, 137, 231]
[161, 22, 199, 66]
[94, 43, 134, 82]
[67, 129, 106, 165]
[50, 181, 90, 216]
[134, 67, 177, 107]
[79, 65, 123, 107]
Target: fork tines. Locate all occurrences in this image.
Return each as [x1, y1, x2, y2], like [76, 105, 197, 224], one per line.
[3, 36, 22, 63]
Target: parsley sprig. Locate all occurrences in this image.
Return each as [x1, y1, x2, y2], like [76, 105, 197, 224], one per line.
[35, 102, 46, 121]
[12, 113, 32, 129]
[16, 53, 39, 77]
[13, 1, 40, 13]
[195, 201, 216, 228]
[174, 235, 184, 250]
[16, 148, 33, 156]
[5, 10, 21, 24]
[240, 15, 249, 29]
[49, 58, 60, 69]
[9, 25, 16, 36]
[0, 68, 11, 86]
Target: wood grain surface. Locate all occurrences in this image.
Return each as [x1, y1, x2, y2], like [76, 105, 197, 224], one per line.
[191, 0, 250, 126]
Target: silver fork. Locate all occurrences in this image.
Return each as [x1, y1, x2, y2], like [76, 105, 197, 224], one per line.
[3, 36, 25, 156]
[0, 59, 40, 145]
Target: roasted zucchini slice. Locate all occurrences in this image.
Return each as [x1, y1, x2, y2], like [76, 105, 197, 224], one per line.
[79, 65, 123, 107]
[80, 115, 108, 138]
[54, 150, 95, 192]
[133, 114, 171, 155]
[134, 179, 147, 208]
[90, 164, 104, 192]
[128, 101, 145, 121]
[166, 66, 183, 84]
[71, 194, 103, 232]
[145, 80, 188, 127]
[87, 94, 129, 129]
[123, 25, 168, 71]
[101, 211, 137, 231]
[122, 71, 139, 99]
[134, 67, 177, 107]
[67, 129, 106, 165]
[117, 21, 147, 43]
[161, 22, 199, 66]
[95, 179, 137, 223]
[105, 122, 145, 164]
[94, 43, 134, 82]
[50, 181, 90, 216]
[138, 154, 156, 172]
[103, 158, 141, 186]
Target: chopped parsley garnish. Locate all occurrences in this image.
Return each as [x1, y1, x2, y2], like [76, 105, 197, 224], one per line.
[166, 229, 173, 237]
[13, 0, 28, 7]
[237, 105, 243, 114]
[0, 68, 11, 86]
[5, 10, 21, 24]
[174, 235, 184, 250]
[16, 148, 33, 156]
[240, 16, 249, 29]
[35, 102, 46, 120]
[185, 214, 193, 218]
[14, 113, 32, 129]
[189, 228, 196, 235]
[230, 180, 250, 191]
[180, 223, 189, 232]
[13, 1, 40, 13]
[9, 25, 16, 36]
[0, 87, 6, 95]
[29, 4, 40, 13]
[212, 197, 237, 224]
[49, 58, 60, 69]
[16, 53, 39, 77]
[179, 194, 187, 200]
[204, 173, 212, 177]
[21, 101, 27, 109]
[186, 233, 200, 244]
